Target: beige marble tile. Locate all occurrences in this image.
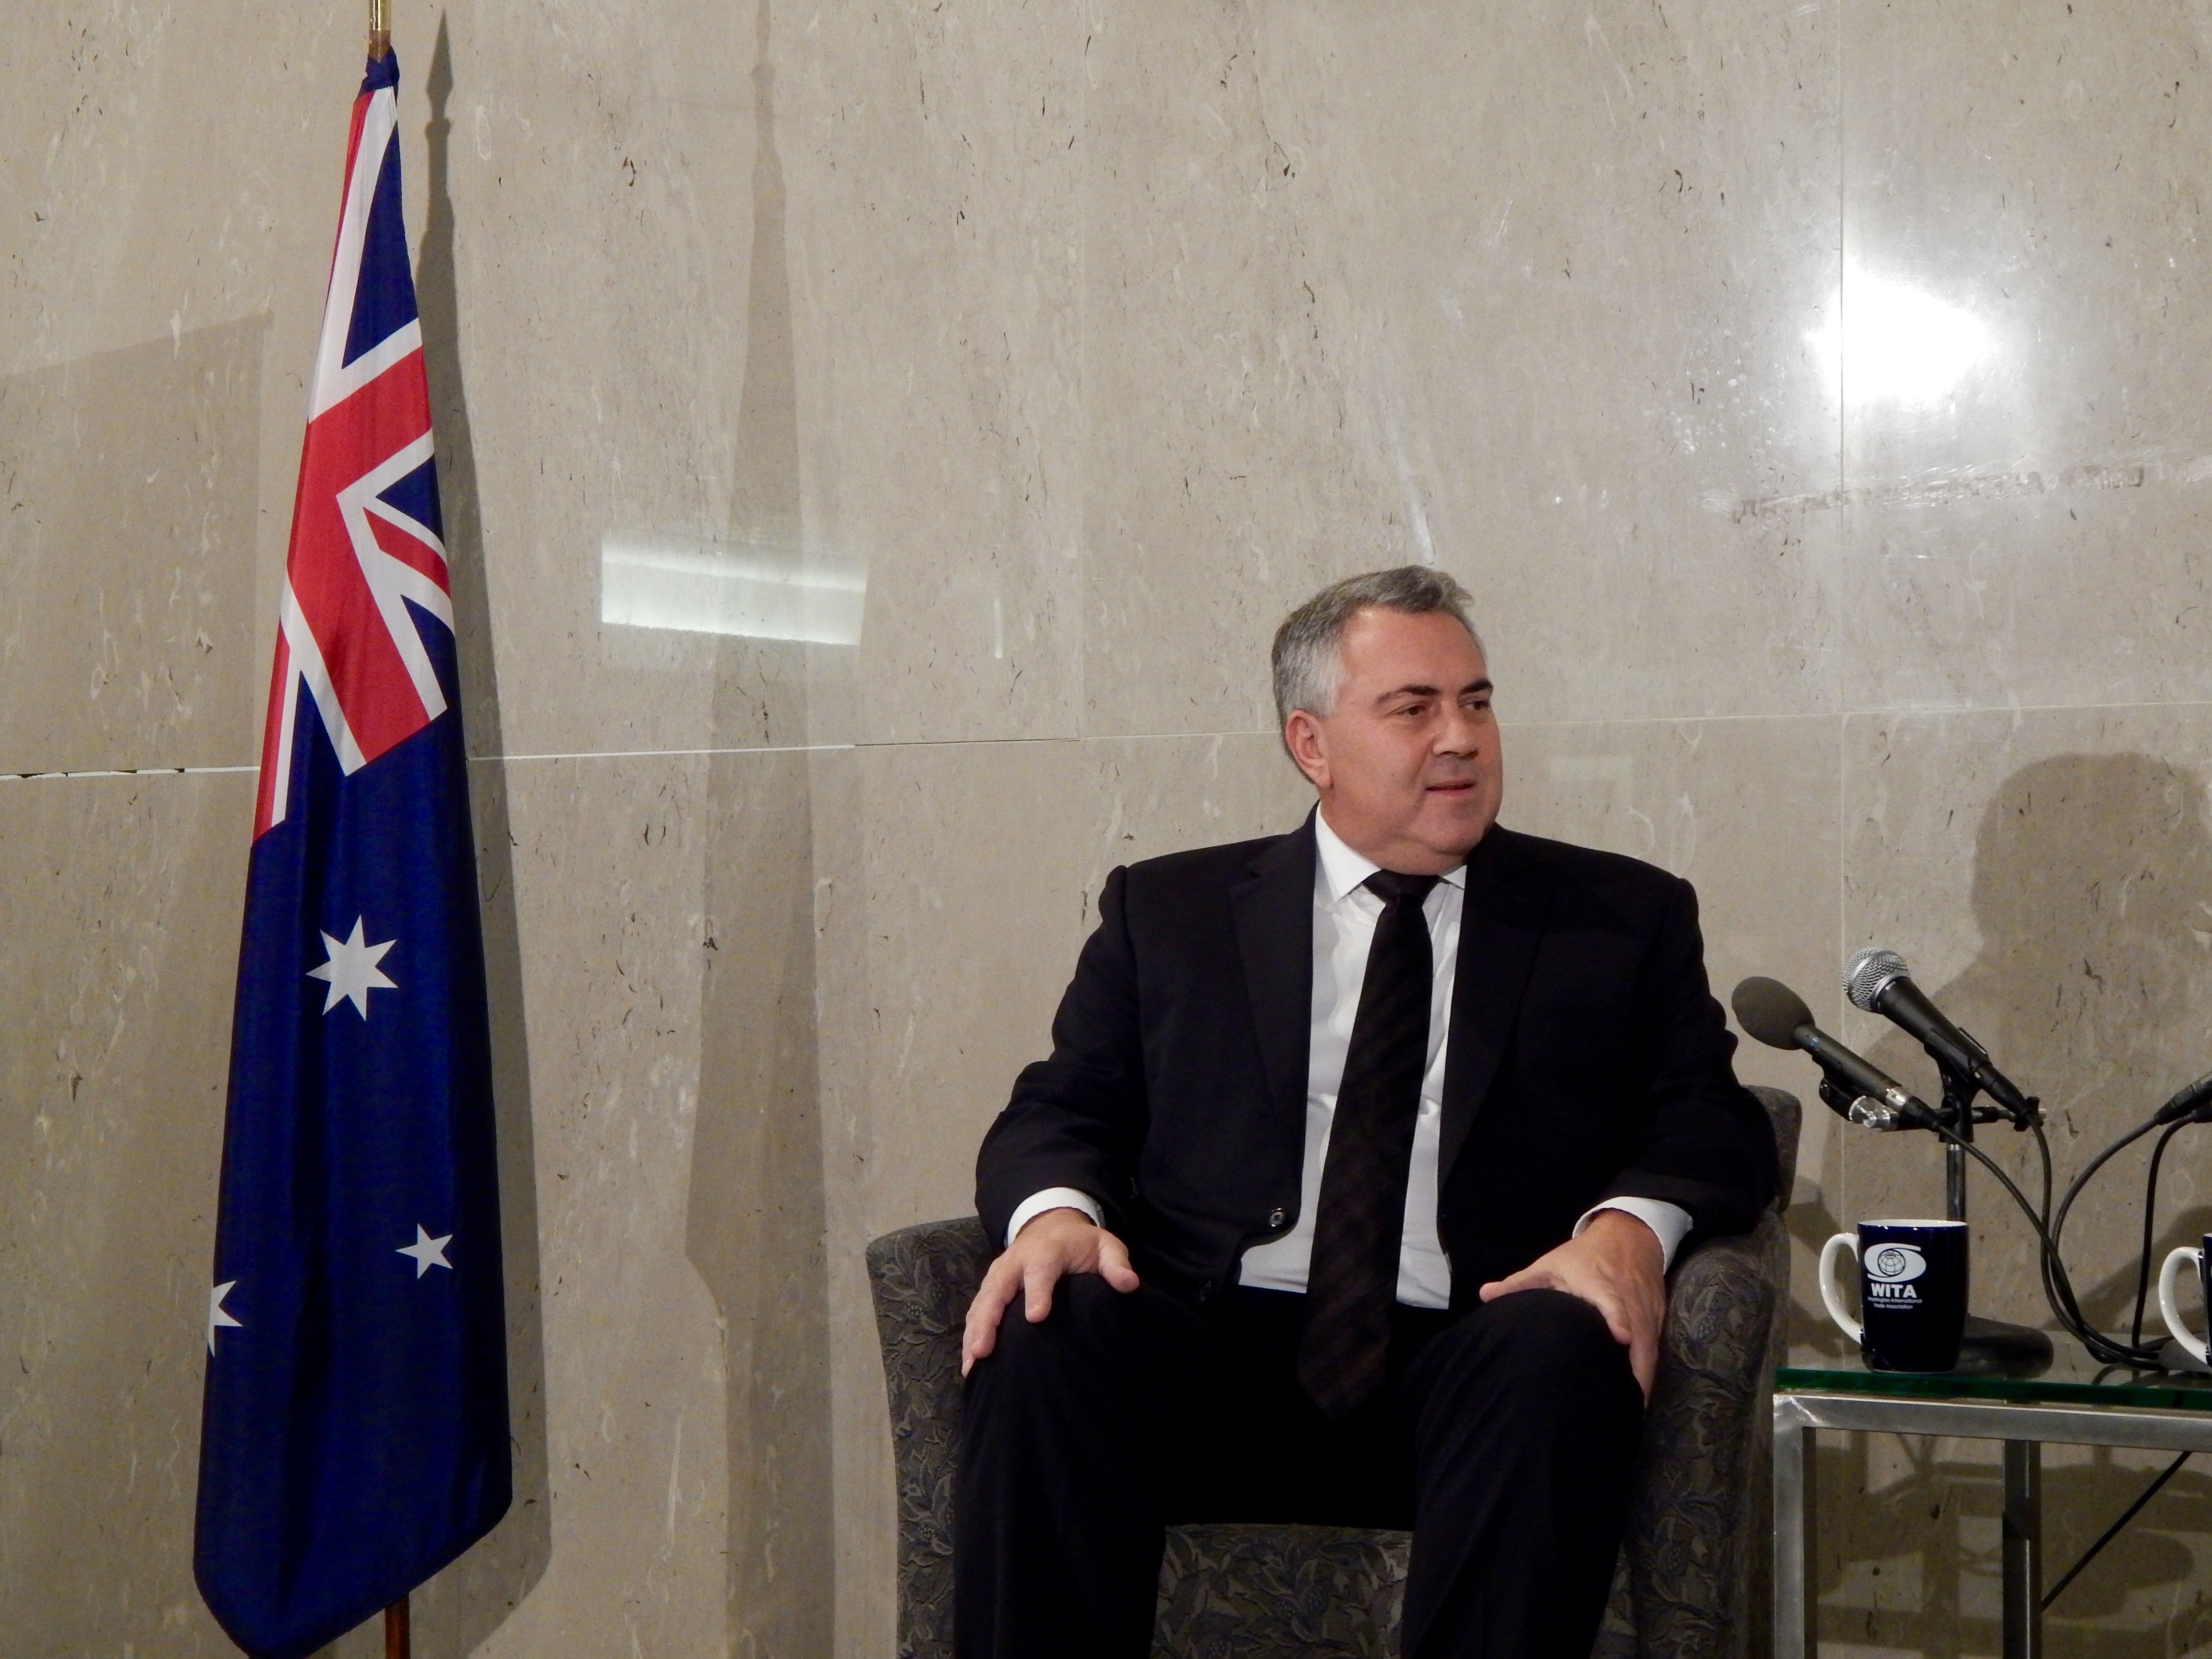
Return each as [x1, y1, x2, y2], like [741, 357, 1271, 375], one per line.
[685, 746, 835, 1659]
[1840, 2, 2212, 712]
[0, 321, 267, 772]
[1081, 730, 1315, 881]
[1080, 0, 1844, 738]
[779, 1, 1088, 748]
[0, 770, 250, 1656]
[447, 751, 738, 1659]
[1503, 714, 1843, 1106]
[416, 2, 765, 762]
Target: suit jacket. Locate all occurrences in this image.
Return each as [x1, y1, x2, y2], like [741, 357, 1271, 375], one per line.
[976, 816, 1777, 1311]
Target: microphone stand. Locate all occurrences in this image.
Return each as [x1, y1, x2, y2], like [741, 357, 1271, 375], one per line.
[1938, 1071, 2055, 1370]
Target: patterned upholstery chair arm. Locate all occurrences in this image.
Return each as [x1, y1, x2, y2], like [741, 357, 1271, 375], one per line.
[866, 1215, 992, 1659]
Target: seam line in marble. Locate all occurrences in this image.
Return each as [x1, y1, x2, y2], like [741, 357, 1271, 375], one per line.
[19, 690, 2212, 783]
[486, 744, 860, 763]
[0, 765, 261, 781]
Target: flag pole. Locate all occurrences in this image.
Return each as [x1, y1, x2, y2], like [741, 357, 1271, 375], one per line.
[372, 13, 399, 1627]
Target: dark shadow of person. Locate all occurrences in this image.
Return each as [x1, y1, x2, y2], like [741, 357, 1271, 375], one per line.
[681, 0, 838, 1652]
[1825, 753, 2212, 1657]
[404, 17, 554, 1652]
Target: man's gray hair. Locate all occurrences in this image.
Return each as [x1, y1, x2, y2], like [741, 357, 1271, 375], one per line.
[1270, 565, 1483, 725]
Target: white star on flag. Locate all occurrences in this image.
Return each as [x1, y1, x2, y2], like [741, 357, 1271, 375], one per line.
[209, 1281, 242, 1354]
[397, 1225, 454, 1277]
[306, 917, 397, 1018]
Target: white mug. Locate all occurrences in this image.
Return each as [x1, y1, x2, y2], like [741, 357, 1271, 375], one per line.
[1817, 1233, 1865, 1344]
[2158, 1238, 2212, 1366]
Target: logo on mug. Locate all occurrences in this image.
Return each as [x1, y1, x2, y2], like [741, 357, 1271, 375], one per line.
[1865, 1243, 1927, 1302]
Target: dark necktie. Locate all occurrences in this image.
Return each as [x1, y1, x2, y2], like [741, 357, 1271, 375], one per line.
[1296, 869, 1442, 1418]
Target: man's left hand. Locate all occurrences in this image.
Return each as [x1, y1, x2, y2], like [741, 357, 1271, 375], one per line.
[1477, 1209, 1667, 1400]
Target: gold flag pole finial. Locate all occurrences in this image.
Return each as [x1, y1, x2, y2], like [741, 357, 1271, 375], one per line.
[368, 0, 391, 60]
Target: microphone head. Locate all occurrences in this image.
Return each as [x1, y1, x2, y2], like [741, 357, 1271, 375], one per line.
[1844, 947, 1910, 1013]
[1732, 976, 1815, 1050]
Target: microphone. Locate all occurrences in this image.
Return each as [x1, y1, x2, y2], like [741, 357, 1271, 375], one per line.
[1731, 976, 1940, 1131]
[2155, 1068, 2212, 1126]
[1843, 949, 2033, 1117]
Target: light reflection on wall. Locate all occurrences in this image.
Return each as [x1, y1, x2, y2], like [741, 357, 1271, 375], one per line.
[599, 534, 866, 645]
[1808, 272, 1993, 407]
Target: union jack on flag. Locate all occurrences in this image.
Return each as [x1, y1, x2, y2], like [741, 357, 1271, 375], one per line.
[196, 48, 509, 1659]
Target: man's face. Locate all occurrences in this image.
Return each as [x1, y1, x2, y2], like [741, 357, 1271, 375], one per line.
[1284, 607, 1502, 874]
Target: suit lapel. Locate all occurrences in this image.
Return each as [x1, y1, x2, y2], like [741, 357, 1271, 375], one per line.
[1229, 814, 1317, 1166]
[1439, 828, 1556, 1186]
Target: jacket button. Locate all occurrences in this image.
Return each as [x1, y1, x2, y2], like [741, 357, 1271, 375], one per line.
[1268, 1207, 1287, 1229]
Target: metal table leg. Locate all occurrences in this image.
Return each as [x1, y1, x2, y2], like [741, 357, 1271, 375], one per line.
[2002, 1439, 2042, 1659]
[1774, 1399, 1816, 1659]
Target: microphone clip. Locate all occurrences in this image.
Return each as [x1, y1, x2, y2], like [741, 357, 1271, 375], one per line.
[1818, 1079, 1935, 1133]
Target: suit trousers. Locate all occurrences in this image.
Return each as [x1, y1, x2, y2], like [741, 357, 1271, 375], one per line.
[954, 1275, 1645, 1659]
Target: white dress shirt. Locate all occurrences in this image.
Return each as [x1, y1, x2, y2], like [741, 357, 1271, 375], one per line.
[1007, 813, 1693, 1302]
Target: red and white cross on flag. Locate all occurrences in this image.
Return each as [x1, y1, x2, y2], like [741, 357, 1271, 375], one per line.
[254, 54, 454, 838]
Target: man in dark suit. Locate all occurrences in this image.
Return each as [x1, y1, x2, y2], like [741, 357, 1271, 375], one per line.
[956, 567, 1776, 1659]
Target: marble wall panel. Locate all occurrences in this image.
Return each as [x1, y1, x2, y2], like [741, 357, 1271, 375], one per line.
[418, 2, 759, 760]
[780, 1, 1088, 747]
[0, 0, 336, 375]
[437, 752, 735, 1659]
[1080, 0, 1844, 739]
[686, 744, 835, 1659]
[0, 771, 249, 1657]
[0, 320, 268, 773]
[1841, 0, 2212, 713]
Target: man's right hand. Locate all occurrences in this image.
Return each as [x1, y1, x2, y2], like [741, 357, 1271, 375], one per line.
[960, 1206, 1141, 1375]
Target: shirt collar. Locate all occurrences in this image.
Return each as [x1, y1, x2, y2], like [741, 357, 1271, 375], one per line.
[1312, 809, 1468, 906]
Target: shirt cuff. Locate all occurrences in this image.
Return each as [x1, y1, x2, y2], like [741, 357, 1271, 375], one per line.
[1005, 1187, 1104, 1248]
[1574, 1198, 1694, 1272]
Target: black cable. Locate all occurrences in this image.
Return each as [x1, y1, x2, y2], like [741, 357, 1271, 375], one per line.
[2054, 1114, 2163, 1257]
[2031, 1117, 2055, 1233]
[1921, 1118, 2164, 1366]
[2033, 1108, 2176, 1367]
[2132, 1122, 2187, 1352]
[2042, 1451, 2192, 1611]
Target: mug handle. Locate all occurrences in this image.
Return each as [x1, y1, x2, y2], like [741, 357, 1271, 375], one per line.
[1819, 1233, 1863, 1346]
[2159, 1246, 2209, 1365]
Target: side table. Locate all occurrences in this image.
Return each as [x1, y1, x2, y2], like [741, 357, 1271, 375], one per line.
[1774, 1351, 2212, 1659]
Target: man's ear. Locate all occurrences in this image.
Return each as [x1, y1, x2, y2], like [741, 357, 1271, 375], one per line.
[1283, 709, 1330, 790]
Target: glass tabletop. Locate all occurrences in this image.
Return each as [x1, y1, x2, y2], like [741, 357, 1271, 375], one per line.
[1779, 1336, 2212, 1413]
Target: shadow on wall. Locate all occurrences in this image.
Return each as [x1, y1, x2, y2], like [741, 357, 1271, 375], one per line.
[1791, 753, 2212, 1656]
[403, 16, 555, 1653]
[0, 320, 265, 1652]
[682, 0, 838, 1654]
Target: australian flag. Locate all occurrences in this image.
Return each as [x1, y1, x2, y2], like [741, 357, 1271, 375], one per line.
[195, 48, 509, 1659]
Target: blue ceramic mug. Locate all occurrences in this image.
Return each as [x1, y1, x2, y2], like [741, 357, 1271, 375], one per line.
[1818, 1218, 1970, 1372]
